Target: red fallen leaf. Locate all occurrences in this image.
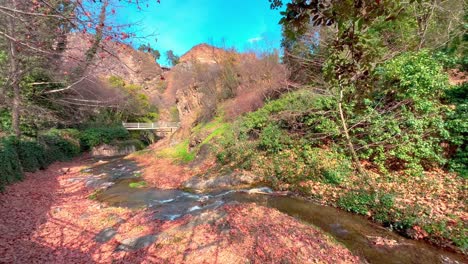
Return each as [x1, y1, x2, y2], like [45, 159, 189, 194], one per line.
[412, 225, 429, 240]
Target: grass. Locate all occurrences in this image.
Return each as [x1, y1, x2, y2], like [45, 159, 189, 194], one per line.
[129, 181, 147, 188]
[157, 115, 231, 164]
[88, 189, 103, 200]
[158, 139, 196, 163]
[199, 122, 231, 147]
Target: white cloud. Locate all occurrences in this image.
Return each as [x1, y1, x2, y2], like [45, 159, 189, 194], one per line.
[247, 36, 263, 43]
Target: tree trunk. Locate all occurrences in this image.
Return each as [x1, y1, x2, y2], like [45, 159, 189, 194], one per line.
[338, 87, 364, 175]
[84, 1, 108, 69]
[7, 0, 21, 137]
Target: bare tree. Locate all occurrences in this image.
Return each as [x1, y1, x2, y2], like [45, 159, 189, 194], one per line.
[0, 0, 158, 136]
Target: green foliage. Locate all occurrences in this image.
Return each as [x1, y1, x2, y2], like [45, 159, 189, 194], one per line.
[166, 50, 180, 66]
[357, 51, 450, 174]
[102, 76, 159, 123]
[0, 129, 81, 191]
[17, 140, 48, 172]
[379, 50, 448, 100]
[444, 83, 468, 178]
[80, 126, 130, 149]
[268, 146, 352, 186]
[218, 90, 351, 185]
[0, 137, 23, 192]
[338, 191, 376, 215]
[114, 139, 145, 151]
[138, 43, 161, 61]
[0, 108, 11, 133]
[241, 90, 323, 132]
[258, 124, 290, 153]
[38, 129, 81, 163]
[338, 191, 395, 218]
[424, 220, 468, 251]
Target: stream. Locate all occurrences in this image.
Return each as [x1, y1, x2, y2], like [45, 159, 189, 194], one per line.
[84, 158, 467, 264]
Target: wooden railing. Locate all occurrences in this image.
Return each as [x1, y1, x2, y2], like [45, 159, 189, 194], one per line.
[122, 122, 180, 131]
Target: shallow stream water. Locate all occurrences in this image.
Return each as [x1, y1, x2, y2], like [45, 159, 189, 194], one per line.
[86, 158, 467, 264]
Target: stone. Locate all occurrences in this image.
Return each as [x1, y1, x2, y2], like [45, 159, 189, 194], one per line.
[94, 227, 117, 243]
[115, 234, 157, 251]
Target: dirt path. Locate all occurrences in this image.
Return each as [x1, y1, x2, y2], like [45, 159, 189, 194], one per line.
[0, 156, 359, 263]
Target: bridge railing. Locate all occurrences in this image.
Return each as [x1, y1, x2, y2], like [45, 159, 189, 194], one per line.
[122, 122, 180, 130]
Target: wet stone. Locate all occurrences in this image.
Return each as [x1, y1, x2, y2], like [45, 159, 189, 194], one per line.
[94, 227, 117, 243]
[66, 177, 84, 183]
[115, 234, 157, 251]
[99, 182, 114, 189]
[330, 223, 349, 237]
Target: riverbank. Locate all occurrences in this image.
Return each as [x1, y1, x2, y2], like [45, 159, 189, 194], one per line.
[0, 155, 360, 263]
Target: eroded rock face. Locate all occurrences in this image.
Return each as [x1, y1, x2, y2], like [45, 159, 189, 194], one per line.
[179, 43, 237, 64]
[163, 44, 255, 127]
[175, 82, 205, 129]
[62, 33, 164, 93]
[91, 144, 137, 157]
[183, 171, 260, 191]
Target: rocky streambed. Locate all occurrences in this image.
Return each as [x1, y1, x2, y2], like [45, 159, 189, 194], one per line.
[83, 157, 467, 264]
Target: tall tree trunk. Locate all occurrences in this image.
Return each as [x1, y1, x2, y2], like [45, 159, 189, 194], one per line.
[80, 0, 108, 74]
[72, 0, 108, 78]
[338, 87, 364, 175]
[7, 0, 20, 137]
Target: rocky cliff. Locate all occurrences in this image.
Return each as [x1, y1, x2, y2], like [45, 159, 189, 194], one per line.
[62, 33, 165, 92]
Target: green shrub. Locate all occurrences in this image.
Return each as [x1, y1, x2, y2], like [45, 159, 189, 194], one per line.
[39, 130, 80, 163]
[0, 137, 23, 191]
[338, 191, 376, 215]
[169, 106, 180, 122]
[17, 140, 47, 172]
[80, 126, 129, 149]
[129, 181, 147, 188]
[444, 82, 467, 178]
[0, 129, 82, 192]
[359, 50, 450, 174]
[241, 90, 319, 132]
[300, 146, 352, 185]
[258, 124, 291, 153]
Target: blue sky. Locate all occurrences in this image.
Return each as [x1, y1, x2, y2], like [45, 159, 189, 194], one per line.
[116, 0, 284, 66]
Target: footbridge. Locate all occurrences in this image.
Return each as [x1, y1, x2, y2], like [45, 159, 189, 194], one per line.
[122, 122, 180, 134]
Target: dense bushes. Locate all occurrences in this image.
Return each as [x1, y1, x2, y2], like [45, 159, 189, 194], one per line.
[444, 82, 468, 178]
[356, 51, 450, 174]
[216, 90, 353, 187]
[17, 140, 48, 172]
[217, 51, 466, 181]
[79, 126, 130, 150]
[0, 137, 23, 191]
[0, 126, 144, 191]
[0, 129, 81, 191]
[38, 129, 81, 163]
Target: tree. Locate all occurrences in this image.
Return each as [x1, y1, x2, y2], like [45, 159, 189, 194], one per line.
[138, 43, 161, 61]
[0, 0, 74, 136]
[271, 0, 464, 175]
[166, 50, 179, 66]
[271, 0, 408, 173]
[0, 0, 159, 136]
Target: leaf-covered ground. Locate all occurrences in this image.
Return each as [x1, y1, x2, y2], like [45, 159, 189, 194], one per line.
[0, 156, 359, 263]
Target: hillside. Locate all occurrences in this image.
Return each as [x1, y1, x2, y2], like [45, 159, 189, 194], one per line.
[62, 33, 164, 90]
